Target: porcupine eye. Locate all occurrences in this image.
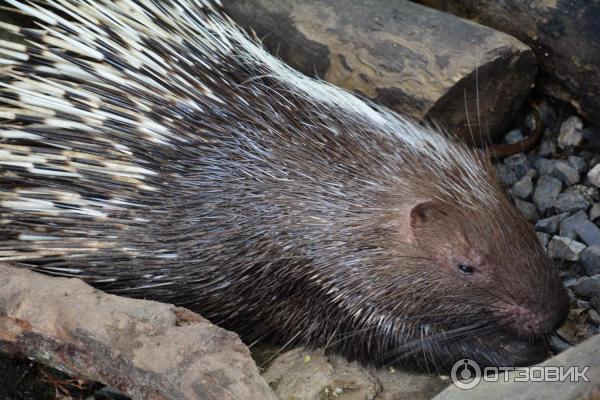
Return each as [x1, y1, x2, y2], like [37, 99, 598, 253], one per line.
[457, 264, 475, 275]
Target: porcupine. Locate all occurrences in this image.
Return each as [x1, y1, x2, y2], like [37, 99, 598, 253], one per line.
[0, 0, 569, 371]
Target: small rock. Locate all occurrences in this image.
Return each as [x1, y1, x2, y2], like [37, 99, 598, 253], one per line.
[589, 309, 600, 325]
[495, 164, 517, 187]
[537, 98, 557, 128]
[526, 168, 539, 179]
[554, 191, 590, 213]
[587, 164, 600, 188]
[564, 278, 580, 288]
[568, 156, 587, 174]
[549, 335, 571, 353]
[503, 129, 523, 144]
[569, 184, 597, 203]
[537, 232, 550, 248]
[262, 348, 381, 400]
[592, 296, 600, 314]
[577, 299, 591, 309]
[547, 236, 586, 261]
[590, 155, 600, 170]
[533, 157, 554, 175]
[559, 210, 589, 239]
[558, 115, 584, 149]
[262, 347, 447, 400]
[571, 275, 600, 298]
[511, 175, 534, 199]
[376, 367, 449, 400]
[514, 199, 539, 222]
[590, 203, 600, 221]
[551, 160, 580, 186]
[523, 111, 537, 132]
[537, 139, 556, 157]
[504, 153, 531, 179]
[533, 175, 562, 213]
[580, 246, 600, 276]
[536, 213, 567, 235]
[575, 221, 600, 246]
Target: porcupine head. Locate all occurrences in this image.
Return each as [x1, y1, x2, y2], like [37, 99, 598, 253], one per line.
[0, 0, 569, 372]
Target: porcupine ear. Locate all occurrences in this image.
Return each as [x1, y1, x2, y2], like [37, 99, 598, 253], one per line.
[409, 200, 448, 229]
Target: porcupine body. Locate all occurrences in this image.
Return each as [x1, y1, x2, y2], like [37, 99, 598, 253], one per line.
[0, 0, 568, 371]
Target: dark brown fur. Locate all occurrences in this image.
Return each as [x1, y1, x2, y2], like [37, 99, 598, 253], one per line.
[0, 0, 569, 372]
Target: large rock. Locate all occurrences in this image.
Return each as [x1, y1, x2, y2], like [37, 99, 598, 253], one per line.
[262, 347, 448, 400]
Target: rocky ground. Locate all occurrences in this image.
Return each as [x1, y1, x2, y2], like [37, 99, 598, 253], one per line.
[1, 94, 598, 400]
[495, 96, 600, 352]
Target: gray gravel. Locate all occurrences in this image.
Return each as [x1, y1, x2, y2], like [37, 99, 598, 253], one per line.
[558, 115, 584, 149]
[503, 128, 523, 144]
[580, 246, 600, 275]
[575, 220, 600, 246]
[590, 203, 600, 221]
[504, 153, 531, 179]
[547, 236, 586, 261]
[554, 191, 589, 213]
[571, 275, 600, 298]
[496, 102, 600, 363]
[533, 157, 554, 175]
[514, 198, 539, 221]
[551, 160, 579, 186]
[533, 175, 562, 212]
[495, 163, 517, 186]
[559, 210, 588, 239]
[511, 174, 534, 199]
[568, 155, 587, 174]
[537, 232, 550, 248]
[536, 213, 566, 234]
[587, 164, 600, 188]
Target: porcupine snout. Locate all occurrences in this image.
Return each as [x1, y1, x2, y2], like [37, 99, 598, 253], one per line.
[502, 284, 569, 338]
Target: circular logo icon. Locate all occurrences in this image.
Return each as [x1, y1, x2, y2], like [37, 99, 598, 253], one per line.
[450, 359, 482, 390]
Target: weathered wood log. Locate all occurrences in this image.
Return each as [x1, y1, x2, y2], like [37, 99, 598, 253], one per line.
[433, 333, 600, 400]
[222, 0, 536, 143]
[0, 264, 277, 400]
[413, 0, 600, 127]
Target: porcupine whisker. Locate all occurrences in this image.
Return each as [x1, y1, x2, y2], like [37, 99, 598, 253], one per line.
[327, 308, 495, 348]
[327, 322, 459, 351]
[492, 273, 522, 307]
[385, 321, 499, 362]
[325, 326, 380, 346]
[475, 65, 485, 144]
[463, 87, 477, 148]
[259, 330, 304, 368]
[464, 278, 520, 308]
[323, 326, 340, 351]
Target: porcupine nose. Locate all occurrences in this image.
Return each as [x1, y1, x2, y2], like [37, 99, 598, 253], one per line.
[513, 286, 570, 337]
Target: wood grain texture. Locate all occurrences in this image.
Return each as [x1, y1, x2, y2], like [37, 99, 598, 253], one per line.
[223, 0, 537, 143]
[415, 0, 600, 126]
[0, 264, 277, 400]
